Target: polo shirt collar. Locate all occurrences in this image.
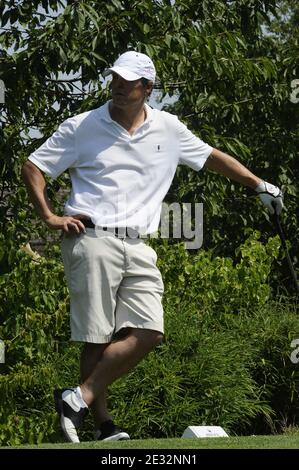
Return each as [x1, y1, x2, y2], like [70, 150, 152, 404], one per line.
[98, 100, 154, 124]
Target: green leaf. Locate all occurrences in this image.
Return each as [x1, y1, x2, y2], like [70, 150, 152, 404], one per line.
[90, 51, 106, 63]
[165, 34, 172, 48]
[83, 5, 100, 32]
[111, 0, 123, 10]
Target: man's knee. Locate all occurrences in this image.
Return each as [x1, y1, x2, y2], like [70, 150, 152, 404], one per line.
[134, 329, 164, 351]
[153, 332, 164, 347]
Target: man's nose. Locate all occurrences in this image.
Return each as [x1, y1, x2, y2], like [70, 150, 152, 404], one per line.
[113, 74, 126, 87]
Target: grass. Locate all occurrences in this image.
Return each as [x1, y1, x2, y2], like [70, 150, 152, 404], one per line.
[2, 434, 299, 449]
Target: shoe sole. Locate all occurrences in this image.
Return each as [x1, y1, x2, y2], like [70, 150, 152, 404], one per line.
[54, 389, 80, 443]
[101, 432, 130, 441]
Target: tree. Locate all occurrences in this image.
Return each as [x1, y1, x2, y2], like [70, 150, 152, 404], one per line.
[1, 1, 297, 270]
[1, 0, 299, 445]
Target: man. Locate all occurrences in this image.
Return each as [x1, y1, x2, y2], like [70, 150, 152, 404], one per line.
[22, 50, 283, 443]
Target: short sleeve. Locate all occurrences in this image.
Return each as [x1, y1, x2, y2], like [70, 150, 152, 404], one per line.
[28, 117, 77, 179]
[177, 119, 213, 171]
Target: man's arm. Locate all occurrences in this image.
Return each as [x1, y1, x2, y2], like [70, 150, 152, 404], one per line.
[204, 148, 283, 214]
[22, 160, 86, 233]
[204, 148, 262, 189]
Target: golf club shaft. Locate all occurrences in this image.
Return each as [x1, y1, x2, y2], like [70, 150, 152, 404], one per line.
[273, 213, 299, 294]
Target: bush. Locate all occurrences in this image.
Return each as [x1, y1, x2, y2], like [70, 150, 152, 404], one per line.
[1, 231, 299, 444]
[152, 229, 280, 312]
[106, 297, 299, 438]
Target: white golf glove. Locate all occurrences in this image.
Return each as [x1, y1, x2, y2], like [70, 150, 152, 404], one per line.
[255, 181, 284, 215]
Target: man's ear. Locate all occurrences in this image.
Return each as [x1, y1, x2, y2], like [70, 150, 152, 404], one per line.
[146, 81, 154, 98]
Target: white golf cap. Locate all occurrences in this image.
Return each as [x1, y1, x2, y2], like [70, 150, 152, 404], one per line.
[103, 51, 156, 82]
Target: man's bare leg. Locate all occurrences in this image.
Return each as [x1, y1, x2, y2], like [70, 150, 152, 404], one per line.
[80, 328, 163, 407]
[80, 343, 111, 426]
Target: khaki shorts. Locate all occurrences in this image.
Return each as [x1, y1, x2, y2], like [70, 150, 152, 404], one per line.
[61, 229, 164, 343]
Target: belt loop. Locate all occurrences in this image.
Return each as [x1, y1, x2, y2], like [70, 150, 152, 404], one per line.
[116, 227, 126, 238]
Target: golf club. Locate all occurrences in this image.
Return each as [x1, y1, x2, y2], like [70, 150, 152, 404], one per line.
[272, 211, 299, 294]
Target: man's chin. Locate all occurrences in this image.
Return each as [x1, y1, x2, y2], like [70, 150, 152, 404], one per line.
[112, 96, 127, 106]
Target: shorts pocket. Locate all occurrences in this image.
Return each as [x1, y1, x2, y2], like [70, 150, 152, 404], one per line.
[61, 234, 84, 288]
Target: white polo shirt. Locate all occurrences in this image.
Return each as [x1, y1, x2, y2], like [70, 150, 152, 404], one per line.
[29, 101, 213, 233]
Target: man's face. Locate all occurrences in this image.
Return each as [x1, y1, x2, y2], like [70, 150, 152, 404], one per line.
[111, 72, 151, 108]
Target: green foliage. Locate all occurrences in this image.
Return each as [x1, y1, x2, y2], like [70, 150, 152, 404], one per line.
[230, 302, 299, 433]
[1, 0, 299, 445]
[0, 241, 71, 444]
[108, 320, 274, 439]
[1, 0, 298, 287]
[152, 230, 280, 312]
[1, 232, 299, 444]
